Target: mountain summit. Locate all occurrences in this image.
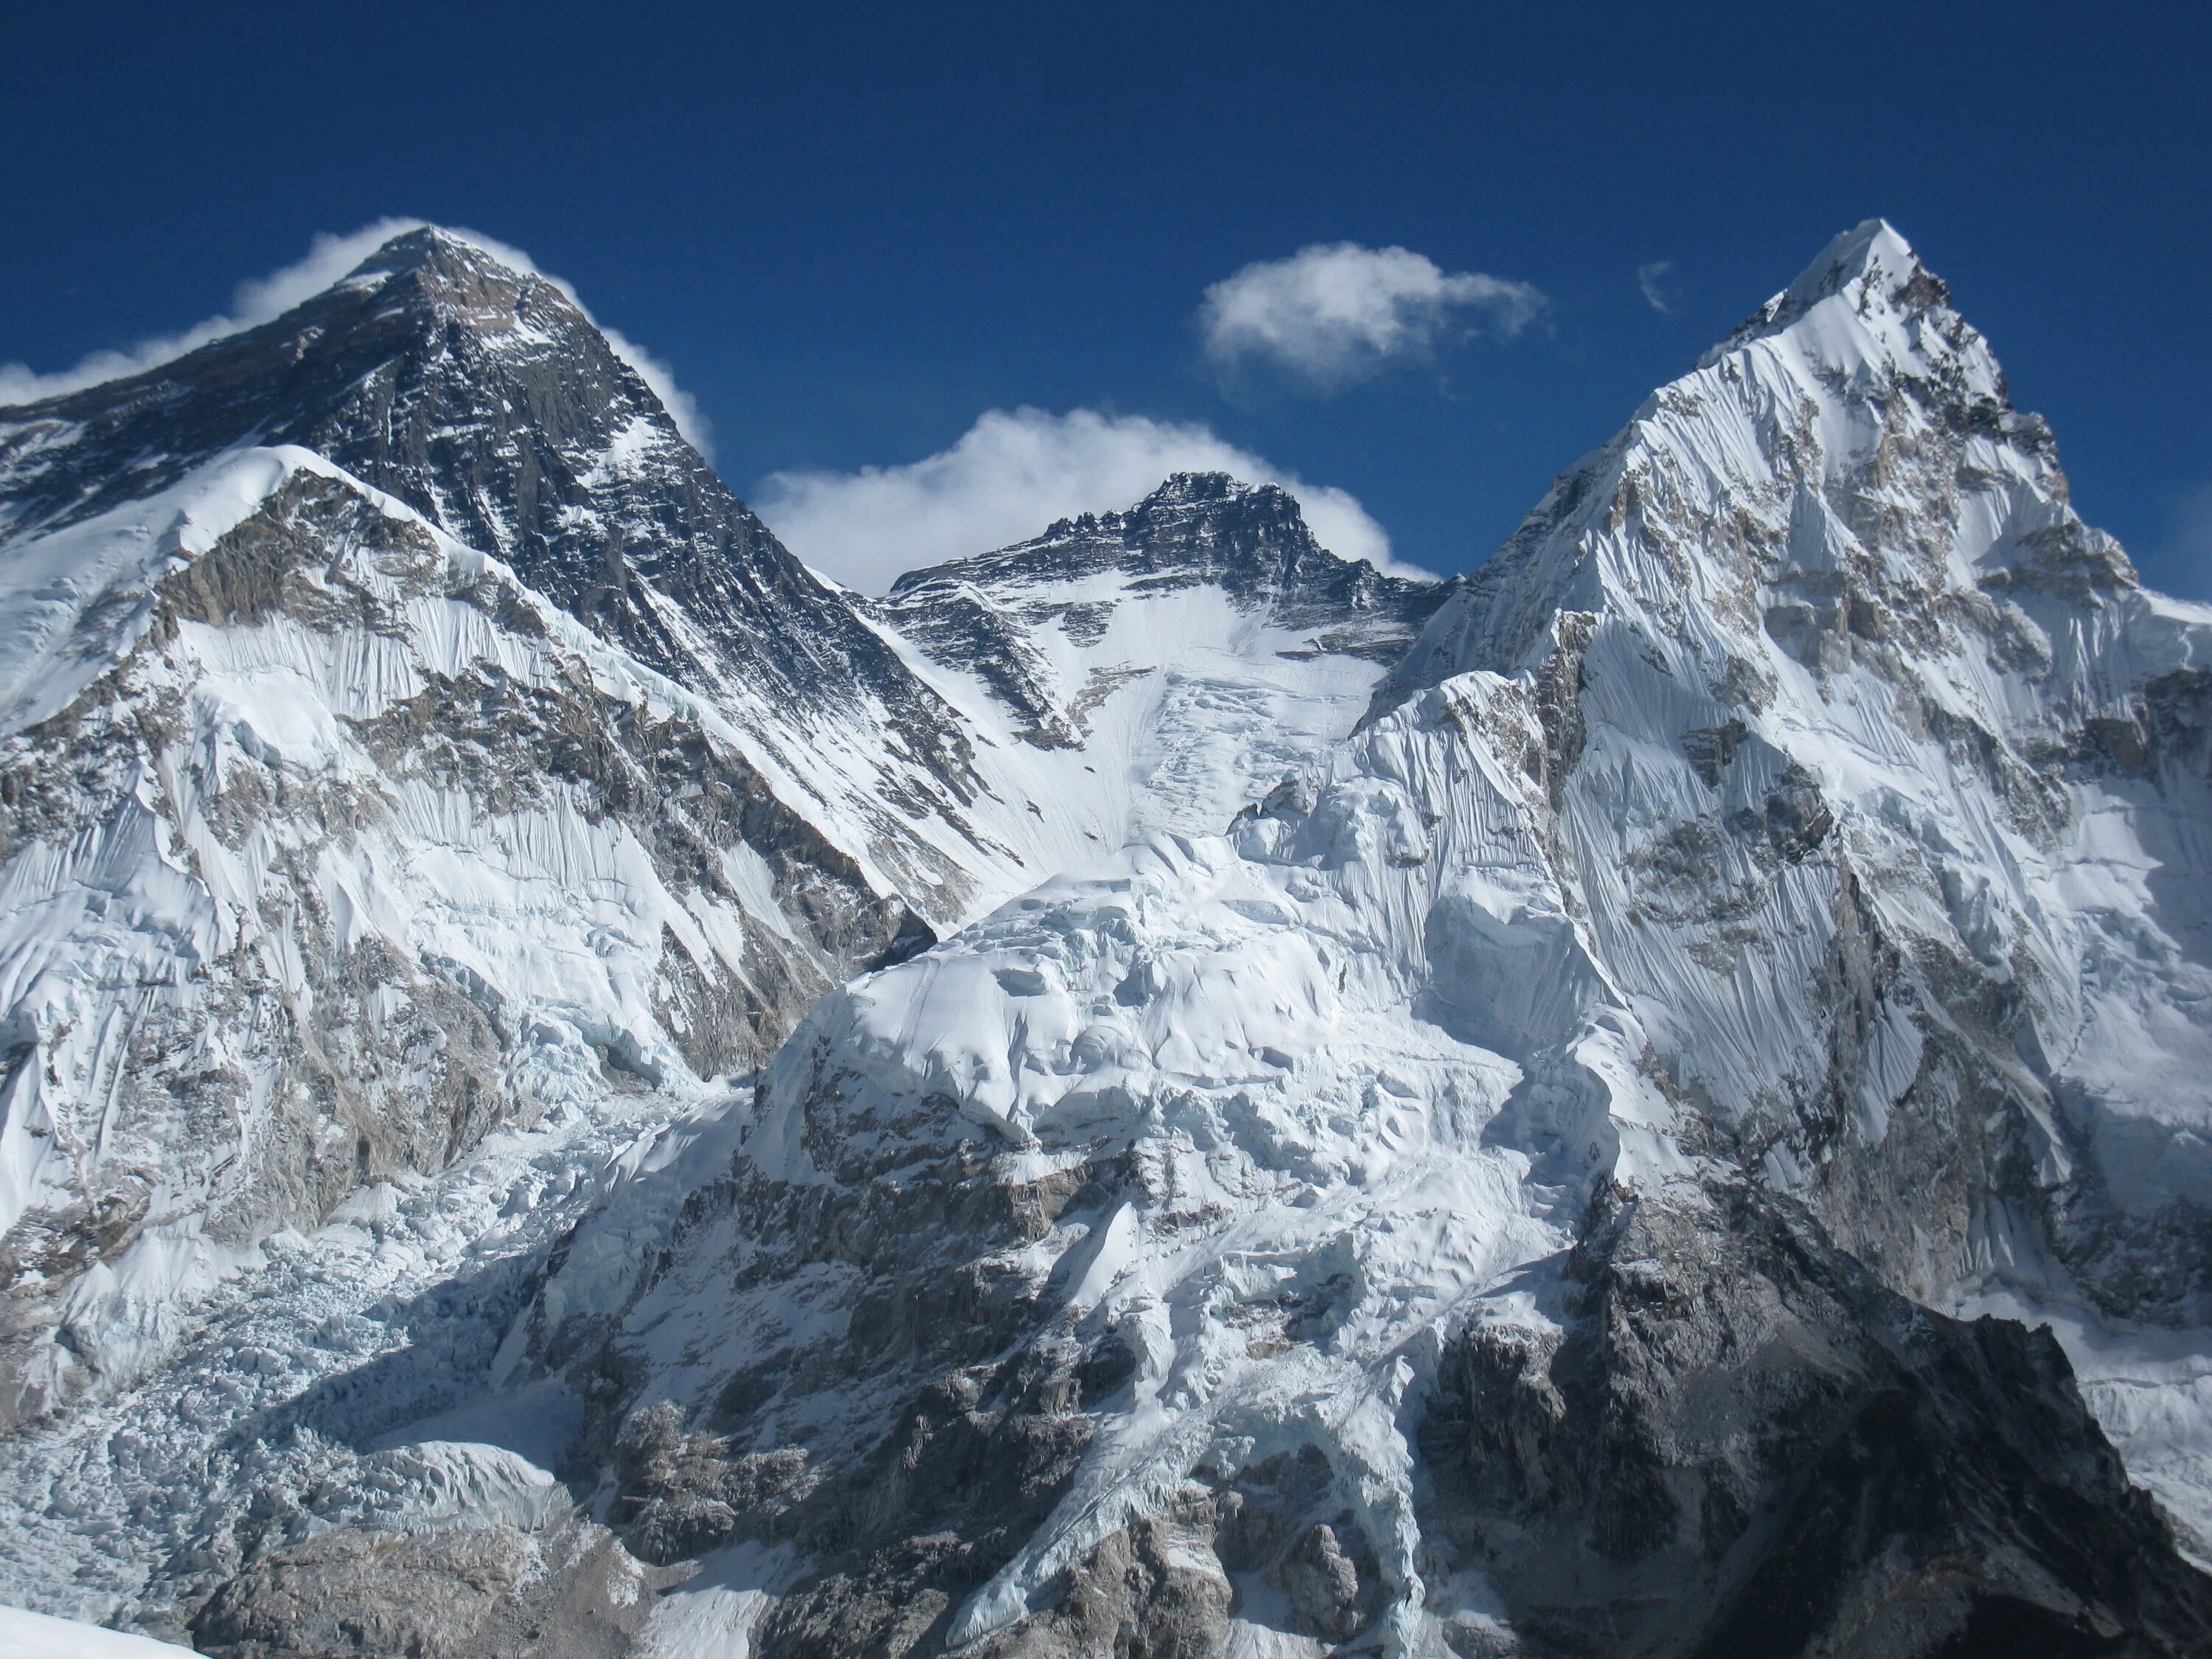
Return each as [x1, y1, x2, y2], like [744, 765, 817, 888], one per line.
[0, 223, 2207, 1658]
[504, 220, 2212, 1656]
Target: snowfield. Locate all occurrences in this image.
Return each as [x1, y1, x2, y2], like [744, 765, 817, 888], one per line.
[0, 220, 2205, 1655]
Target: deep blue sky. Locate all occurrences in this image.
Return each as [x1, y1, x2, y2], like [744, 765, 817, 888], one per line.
[5, 1, 2208, 596]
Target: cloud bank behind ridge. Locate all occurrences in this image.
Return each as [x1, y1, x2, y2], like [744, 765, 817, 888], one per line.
[754, 406, 1416, 593]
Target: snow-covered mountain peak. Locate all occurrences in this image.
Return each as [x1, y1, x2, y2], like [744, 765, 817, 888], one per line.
[327, 223, 582, 338]
[1388, 217, 2135, 703]
[1784, 215, 1919, 304]
[0, 218, 1064, 925]
[1695, 215, 1987, 385]
[903, 470, 1411, 609]
[2, 220, 2209, 1657]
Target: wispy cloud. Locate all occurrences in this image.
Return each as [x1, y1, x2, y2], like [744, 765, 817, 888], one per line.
[2165, 481, 2212, 578]
[1636, 260, 1674, 314]
[0, 220, 712, 458]
[1199, 242, 1544, 390]
[753, 406, 1414, 593]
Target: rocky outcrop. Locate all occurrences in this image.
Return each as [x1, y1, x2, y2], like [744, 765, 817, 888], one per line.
[192, 1516, 661, 1659]
[1419, 1181, 2212, 1657]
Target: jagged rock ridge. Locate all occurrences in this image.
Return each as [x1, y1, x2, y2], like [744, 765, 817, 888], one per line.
[0, 220, 2206, 1659]
[507, 220, 2212, 1657]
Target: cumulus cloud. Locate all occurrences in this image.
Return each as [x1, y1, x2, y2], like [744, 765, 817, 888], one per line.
[754, 406, 1413, 593]
[1637, 260, 1674, 314]
[1199, 241, 1545, 389]
[0, 219, 712, 457]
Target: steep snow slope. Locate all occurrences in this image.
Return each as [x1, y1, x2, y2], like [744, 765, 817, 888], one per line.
[501, 221, 2212, 1657]
[877, 472, 1442, 887]
[1, 219, 2207, 1659]
[0, 444, 917, 1427]
[0, 226, 1010, 922]
[1379, 219, 2212, 1326]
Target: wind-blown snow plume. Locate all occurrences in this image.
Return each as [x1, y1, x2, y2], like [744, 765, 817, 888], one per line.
[753, 405, 1411, 590]
[1200, 240, 1545, 388]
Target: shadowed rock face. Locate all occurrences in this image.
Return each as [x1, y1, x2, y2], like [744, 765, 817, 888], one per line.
[0, 229, 1005, 916]
[0, 231, 916, 714]
[1419, 1183, 2212, 1658]
[891, 472, 1434, 630]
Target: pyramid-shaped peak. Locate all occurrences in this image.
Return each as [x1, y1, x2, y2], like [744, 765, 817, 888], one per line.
[340, 224, 555, 307]
[1784, 218, 1921, 307]
[1696, 216, 1966, 375]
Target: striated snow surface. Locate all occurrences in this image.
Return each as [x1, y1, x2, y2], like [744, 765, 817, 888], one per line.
[0, 439, 914, 1429]
[0, 218, 2206, 1657]
[545, 219, 2212, 1655]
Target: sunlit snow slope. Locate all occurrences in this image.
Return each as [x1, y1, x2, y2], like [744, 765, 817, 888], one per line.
[0, 219, 2206, 1659]
[877, 471, 1442, 888]
[530, 220, 2212, 1658]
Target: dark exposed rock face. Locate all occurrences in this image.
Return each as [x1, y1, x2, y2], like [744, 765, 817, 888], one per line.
[2, 232, 922, 718]
[883, 473, 1443, 748]
[0, 226, 1002, 914]
[552, 986, 2212, 1658]
[1419, 1183, 2212, 1658]
[891, 472, 1434, 636]
[191, 1515, 661, 1659]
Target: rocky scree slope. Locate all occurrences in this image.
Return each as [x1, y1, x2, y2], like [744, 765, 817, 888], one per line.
[495, 222, 2212, 1658]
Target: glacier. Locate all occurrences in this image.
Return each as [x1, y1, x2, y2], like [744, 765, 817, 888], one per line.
[0, 218, 2204, 1657]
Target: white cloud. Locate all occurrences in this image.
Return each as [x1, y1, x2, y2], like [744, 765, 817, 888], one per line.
[753, 406, 1415, 593]
[0, 219, 712, 458]
[1637, 260, 1674, 314]
[1199, 241, 1545, 389]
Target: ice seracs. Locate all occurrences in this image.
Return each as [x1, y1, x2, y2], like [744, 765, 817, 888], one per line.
[0, 218, 2208, 1657]
[564, 218, 2212, 1654]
